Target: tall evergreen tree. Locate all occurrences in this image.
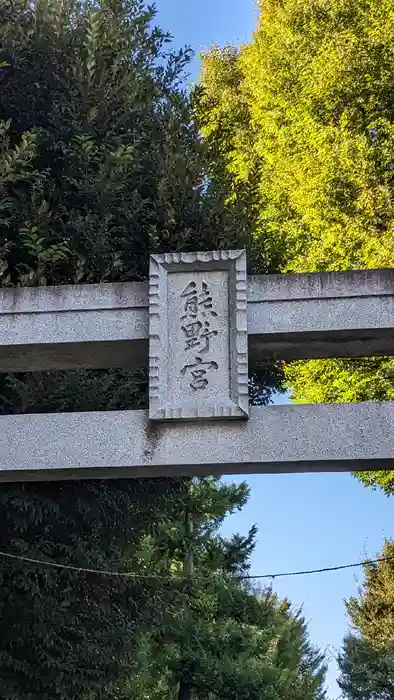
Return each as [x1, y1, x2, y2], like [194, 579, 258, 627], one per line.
[339, 636, 394, 699]
[117, 478, 327, 700]
[338, 540, 394, 699]
[196, 0, 394, 493]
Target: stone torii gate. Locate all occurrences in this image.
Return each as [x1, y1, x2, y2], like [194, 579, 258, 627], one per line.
[0, 249, 393, 482]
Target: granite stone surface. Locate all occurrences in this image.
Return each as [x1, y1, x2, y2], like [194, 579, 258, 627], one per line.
[0, 267, 393, 372]
[0, 402, 393, 481]
[149, 250, 248, 421]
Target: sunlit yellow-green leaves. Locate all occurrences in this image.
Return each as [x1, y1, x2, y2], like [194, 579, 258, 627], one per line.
[197, 0, 394, 493]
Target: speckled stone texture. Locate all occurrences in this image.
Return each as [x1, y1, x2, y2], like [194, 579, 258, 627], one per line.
[0, 402, 393, 481]
[0, 281, 149, 372]
[148, 250, 248, 421]
[248, 268, 394, 361]
[0, 267, 393, 372]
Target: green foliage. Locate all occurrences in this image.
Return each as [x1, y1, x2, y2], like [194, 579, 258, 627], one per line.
[116, 478, 326, 700]
[0, 1, 304, 698]
[149, 586, 326, 700]
[0, 0, 255, 696]
[338, 540, 394, 698]
[196, 0, 394, 493]
[0, 477, 182, 700]
[338, 636, 394, 699]
[345, 540, 394, 647]
[1, 0, 248, 288]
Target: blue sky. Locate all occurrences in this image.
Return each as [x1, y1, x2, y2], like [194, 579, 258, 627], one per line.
[154, 2, 394, 697]
[155, 0, 258, 83]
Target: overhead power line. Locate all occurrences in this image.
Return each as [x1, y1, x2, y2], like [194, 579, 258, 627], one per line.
[0, 550, 393, 581]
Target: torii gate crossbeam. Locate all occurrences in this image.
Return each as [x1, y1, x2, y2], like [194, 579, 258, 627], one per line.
[0, 251, 393, 482]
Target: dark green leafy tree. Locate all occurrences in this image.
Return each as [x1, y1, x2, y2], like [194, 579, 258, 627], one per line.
[1, 0, 248, 287]
[0, 1, 286, 698]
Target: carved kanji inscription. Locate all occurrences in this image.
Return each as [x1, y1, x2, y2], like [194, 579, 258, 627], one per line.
[149, 251, 248, 421]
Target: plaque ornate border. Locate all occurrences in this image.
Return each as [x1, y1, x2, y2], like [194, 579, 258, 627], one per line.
[149, 250, 249, 421]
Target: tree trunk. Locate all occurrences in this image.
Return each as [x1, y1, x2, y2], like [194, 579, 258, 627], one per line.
[177, 678, 193, 700]
[177, 508, 194, 700]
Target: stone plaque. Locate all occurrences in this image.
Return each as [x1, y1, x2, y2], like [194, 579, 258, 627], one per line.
[149, 250, 249, 421]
